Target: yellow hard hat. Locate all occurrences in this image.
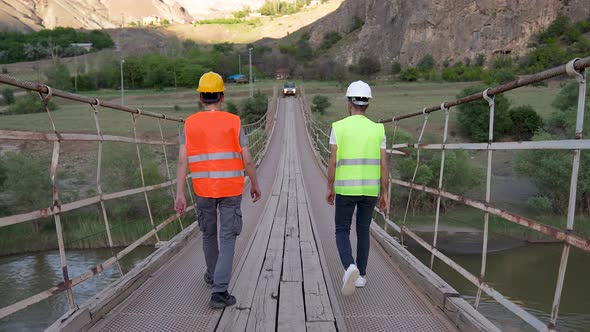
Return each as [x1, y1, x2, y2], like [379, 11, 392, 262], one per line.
[197, 72, 225, 93]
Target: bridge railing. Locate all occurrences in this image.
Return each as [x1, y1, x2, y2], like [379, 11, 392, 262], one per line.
[302, 57, 590, 331]
[0, 76, 275, 321]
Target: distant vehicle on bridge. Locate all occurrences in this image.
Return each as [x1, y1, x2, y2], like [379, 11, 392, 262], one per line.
[283, 82, 297, 97]
[227, 74, 248, 84]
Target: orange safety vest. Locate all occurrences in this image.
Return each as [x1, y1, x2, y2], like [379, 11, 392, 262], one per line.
[184, 111, 245, 198]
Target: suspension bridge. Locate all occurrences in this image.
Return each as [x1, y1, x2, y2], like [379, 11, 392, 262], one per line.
[0, 57, 589, 332]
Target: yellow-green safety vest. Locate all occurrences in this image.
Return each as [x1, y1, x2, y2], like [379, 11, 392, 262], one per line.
[333, 115, 384, 197]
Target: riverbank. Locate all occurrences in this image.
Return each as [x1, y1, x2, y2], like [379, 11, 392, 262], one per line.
[0, 212, 193, 257]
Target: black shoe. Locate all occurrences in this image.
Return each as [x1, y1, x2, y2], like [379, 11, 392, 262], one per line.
[209, 291, 237, 309]
[204, 273, 213, 288]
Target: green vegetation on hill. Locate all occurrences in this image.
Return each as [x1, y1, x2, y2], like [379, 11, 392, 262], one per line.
[0, 27, 114, 64]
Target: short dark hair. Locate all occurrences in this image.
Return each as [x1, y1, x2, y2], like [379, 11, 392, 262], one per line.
[200, 92, 224, 105]
[348, 98, 369, 112]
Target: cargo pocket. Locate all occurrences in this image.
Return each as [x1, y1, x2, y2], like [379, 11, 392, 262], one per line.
[233, 208, 243, 236]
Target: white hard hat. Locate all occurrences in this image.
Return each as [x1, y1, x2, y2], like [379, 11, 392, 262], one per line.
[345, 81, 372, 106]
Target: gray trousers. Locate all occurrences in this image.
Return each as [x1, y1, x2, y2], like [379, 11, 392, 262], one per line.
[195, 194, 243, 294]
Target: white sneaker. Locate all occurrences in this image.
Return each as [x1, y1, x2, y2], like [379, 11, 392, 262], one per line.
[355, 276, 367, 288]
[341, 264, 360, 296]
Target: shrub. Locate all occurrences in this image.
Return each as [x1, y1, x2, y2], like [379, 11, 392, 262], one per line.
[173, 104, 181, 111]
[484, 69, 515, 84]
[456, 85, 512, 142]
[226, 101, 238, 115]
[6, 92, 57, 115]
[492, 56, 513, 70]
[312, 95, 331, 114]
[551, 81, 589, 112]
[509, 105, 543, 140]
[475, 54, 486, 67]
[399, 67, 419, 82]
[1, 88, 15, 105]
[320, 31, 342, 50]
[350, 16, 364, 32]
[417, 54, 436, 72]
[527, 196, 552, 212]
[1, 152, 51, 213]
[357, 56, 381, 76]
[391, 62, 402, 75]
[241, 91, 268, 124]
[1, 67, 7, 74]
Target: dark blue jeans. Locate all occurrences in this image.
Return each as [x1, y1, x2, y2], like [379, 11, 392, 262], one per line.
[334, 194, 378, 276]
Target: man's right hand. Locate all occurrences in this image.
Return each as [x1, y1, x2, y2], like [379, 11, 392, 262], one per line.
[251, 184, 262, 203]
[175, 195, 187, 216]
[326, 188, 335, 206]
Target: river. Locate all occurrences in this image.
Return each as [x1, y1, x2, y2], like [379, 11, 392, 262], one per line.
[0, 244, 589, 331]
[411, 244, 590, 332]
[0, 247, 155, 331]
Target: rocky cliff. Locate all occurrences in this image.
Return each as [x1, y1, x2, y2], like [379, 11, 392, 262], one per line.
[306, 0, 590, 66]
[0, 0, 193, 31]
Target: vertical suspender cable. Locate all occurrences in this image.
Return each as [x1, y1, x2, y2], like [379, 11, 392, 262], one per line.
[548, 58, 587, 331]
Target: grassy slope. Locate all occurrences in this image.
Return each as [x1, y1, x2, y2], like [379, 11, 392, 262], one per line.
[165, 1, 343, 44]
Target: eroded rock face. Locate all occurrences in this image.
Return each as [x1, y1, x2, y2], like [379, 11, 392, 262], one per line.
[308, 0, 590, 66]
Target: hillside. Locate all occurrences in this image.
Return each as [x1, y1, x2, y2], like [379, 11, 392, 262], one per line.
[0, 0, 193, 31]
[302, 0, 590, 66]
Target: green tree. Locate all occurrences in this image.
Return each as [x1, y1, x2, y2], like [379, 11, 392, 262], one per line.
[417, 54, 436, 71]
[515, 81, 590, 213]
[357, 56, 381, 76]
[400, 67, 419, 82]
[398, 148, 482, 212]
[311, 95, 331, 114]
[45, 61, 73, 91]
[509, 105, 543, 140]
[456, 85, 512, 141]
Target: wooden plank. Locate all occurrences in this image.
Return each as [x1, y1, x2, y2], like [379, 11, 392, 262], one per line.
[271, 151, 286, 197]
[216, 195, 280, 331]
[298, 202, 313, 242]
[298, 200, 334, 322]
[296, 175, 306, 204]
[306, 322, 337, 332]
[246, 192, 288, 331]
[300, 240, 334, 322]
[282, 179, 302, 282]
[278, 282, 306, 332]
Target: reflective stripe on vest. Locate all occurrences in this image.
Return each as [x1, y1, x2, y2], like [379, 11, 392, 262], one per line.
[334, 179, 380, 187]
[188, 152, 242, 163]
[333, 115, 384, 197]
[337, 158, 380, 167]
[190, 170, 245, 179]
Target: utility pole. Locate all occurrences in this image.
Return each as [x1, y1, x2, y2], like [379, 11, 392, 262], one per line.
[74, 49, 78, 92]
[120, 59, 125, 106]
[248, 48, 253, 97]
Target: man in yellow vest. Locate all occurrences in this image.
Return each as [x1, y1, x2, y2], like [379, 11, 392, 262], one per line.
[175, 72, 262, 309]
[326, 81, 389, 296]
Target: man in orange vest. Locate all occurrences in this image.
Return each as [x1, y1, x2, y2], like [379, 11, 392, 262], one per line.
[175, 72, 262, 309]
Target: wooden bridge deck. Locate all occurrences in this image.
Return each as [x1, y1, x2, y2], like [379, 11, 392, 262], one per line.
[87, 99, 459, 332]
